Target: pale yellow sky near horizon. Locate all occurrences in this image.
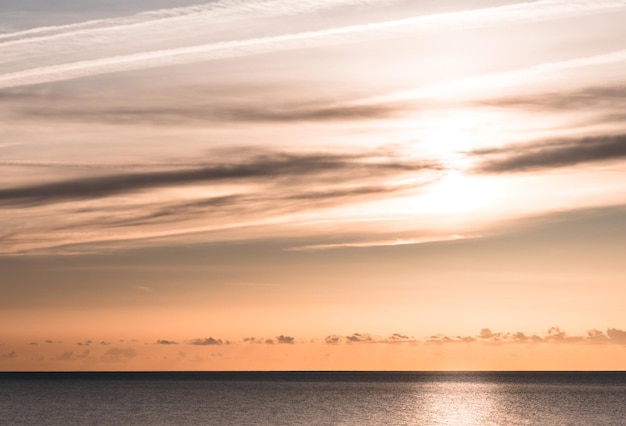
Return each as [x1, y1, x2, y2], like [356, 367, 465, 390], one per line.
[1, 0, 626, 370]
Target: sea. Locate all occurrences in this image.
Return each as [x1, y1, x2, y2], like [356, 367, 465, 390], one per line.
[1, 372, 625, 425]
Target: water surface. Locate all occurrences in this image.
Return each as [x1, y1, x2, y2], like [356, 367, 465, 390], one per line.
[1, 372, 624, 425]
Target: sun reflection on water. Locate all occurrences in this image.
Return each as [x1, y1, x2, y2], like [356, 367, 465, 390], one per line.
[407, 379, 502, 425]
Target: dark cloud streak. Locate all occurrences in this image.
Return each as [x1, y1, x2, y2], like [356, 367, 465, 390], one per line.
[0, 152, 439, 206]
[480, 85, 626, 110]
[9, 102, 402, 125]
[474, 134, 626, 173]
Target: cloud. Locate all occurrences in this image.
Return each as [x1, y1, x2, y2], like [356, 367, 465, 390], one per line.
[11, 102, 402, 124]
[473, 134, 626, 173]
[2, 0, 623, 89]
[292, 234, 465, 251]
[346, 333, 374, 343]
[478, 328, 497, 339]
[324, 327, 626, 345]
[0, 150, 437, 206]
[243, 337, 276, 344]
[0, 0, 372, 45]
[51, 351, 75, 361]
[607, 328, 626, 344]
[427, 334, 476, 344]
[325, 333, 417, 344]
[361, 48, 626, 105]
[156, 339, 179, 345]
[0, 351, 17, 360]
[479, 85, 626, 111]
[102, 347, 137, 360]
[385, 333, 413, 344]
[188, 337, 224, 346]
[325, 335, 343, 345]
[276, 335, 295, 344]
[77, 340, 92, 346]
[473, 327, 626, 344]
[586, 329, 610, 343]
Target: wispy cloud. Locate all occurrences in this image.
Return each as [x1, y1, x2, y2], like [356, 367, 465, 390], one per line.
[1, 0, 623, 89]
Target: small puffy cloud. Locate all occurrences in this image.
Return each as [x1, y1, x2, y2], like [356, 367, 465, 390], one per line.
[326, 333, 416, 344]
[384, 333, 414, 344]
[479, 328, 498, 339]
[276, 335, 295, 344]
[1, 351, 17, 360]
[546, 326, 567, 340]
[507, 332, 539, 343]
[586, 329, 609, 343]
[188, 337, 223, 346]
[325, 335, 342, 345]
[156, 339, 178, 345]
[346, 333, 373, 343]
[243, 337, 271, 344]
[543, 327, 583, 343]
[427, 334, 476, 344]
[52, 351, 75, 361]
[77, 349, 91, 360]
[607, 328, 626, 344]
[103, 347, 137, 361]
[427, 334, 451, 344]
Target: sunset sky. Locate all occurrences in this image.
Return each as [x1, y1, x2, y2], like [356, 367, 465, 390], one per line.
[1, 0, 626, 371]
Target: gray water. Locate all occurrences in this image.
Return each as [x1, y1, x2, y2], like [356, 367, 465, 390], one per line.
[1, 372, 625, 425]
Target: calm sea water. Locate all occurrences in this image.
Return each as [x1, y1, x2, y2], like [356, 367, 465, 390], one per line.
[1, 372, 624, 425]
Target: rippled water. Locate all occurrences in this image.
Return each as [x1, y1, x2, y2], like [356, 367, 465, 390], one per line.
[1, 372, 625, 425]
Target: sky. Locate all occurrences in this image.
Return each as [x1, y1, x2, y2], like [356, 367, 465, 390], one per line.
[1, 0, 626, 371]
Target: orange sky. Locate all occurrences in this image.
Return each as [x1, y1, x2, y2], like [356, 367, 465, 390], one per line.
[1, 0, 626, 371]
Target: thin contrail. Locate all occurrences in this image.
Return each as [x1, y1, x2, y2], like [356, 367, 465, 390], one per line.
[0, 0, 381, 43]
[0, 0, 385, 66]
[0, 0, 623, 90]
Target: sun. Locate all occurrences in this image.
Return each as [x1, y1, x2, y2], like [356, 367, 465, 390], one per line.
[418, 171, 498, 215]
